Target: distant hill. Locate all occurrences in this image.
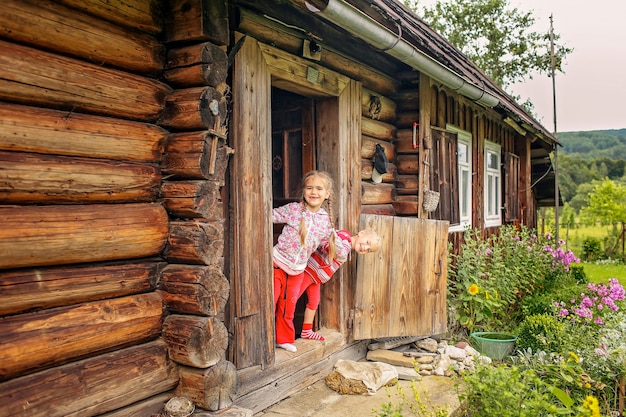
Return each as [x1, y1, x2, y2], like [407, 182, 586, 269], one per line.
[557, 129, 626, 159]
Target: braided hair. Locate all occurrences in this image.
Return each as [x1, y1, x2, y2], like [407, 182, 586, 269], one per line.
[298, 170, 337, 261]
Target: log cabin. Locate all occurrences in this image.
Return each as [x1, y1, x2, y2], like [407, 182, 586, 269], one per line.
[0, 0, 560, 415]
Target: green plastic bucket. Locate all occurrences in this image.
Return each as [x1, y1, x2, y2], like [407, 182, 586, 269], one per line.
[470, 332, 517, 360]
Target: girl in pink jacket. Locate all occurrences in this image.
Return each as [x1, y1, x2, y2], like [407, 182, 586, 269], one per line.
[273, 171, 337, 352]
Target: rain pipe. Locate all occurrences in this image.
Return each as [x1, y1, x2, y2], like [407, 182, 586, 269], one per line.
[304, 0, 500, 108]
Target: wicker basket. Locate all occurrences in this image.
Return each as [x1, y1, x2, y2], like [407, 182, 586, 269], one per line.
[422, 189, 440, 212]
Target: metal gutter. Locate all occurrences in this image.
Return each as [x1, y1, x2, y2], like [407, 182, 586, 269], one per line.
[304, 0, 500, 108]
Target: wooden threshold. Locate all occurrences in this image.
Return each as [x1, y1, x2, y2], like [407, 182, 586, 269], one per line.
[234, 329, 369, 414]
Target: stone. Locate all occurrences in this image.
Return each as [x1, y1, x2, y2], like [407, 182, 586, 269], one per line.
[367, 349, 416, 368]
[415, 338, 439, 353]
[443, 346, 467, 360]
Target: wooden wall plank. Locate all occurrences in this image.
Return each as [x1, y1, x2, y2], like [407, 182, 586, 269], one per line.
[0, 340, 178, 417]
[0, 0, 163, 74]
[0, 293, 163, 381]
[0, 151, 161, 204]
[0, 261, 163, 316]
[0, 40, 171, 122]
[0, 103, 167, 162]
[0, 203, 168, 270]
[58, 0, 163, 34]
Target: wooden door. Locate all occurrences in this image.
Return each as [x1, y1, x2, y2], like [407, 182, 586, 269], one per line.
[353, 214, 449, 339]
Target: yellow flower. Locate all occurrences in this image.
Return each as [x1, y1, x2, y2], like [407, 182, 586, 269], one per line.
[568, 351, 580, 363]
[468, 284, 479, 295]
[581, 395, 600, 417]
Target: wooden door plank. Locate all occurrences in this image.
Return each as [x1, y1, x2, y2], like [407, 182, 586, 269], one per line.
[353, 215, 448, 339]
[353, 214, 393, 339]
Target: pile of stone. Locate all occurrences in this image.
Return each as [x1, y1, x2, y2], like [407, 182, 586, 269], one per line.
[365, 336, 492, 379]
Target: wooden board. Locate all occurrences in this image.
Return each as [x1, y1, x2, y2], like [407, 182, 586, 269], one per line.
[353, 214, 448, 339]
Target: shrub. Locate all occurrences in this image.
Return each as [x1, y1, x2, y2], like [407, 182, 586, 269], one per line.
[582, 237, 602, 261]
[459, 364, 555, 417]
[448, 226, 579, 335]
[569, 264, 587, 284]
[521, 285, 583, 317]
[516, 314, 565, 354]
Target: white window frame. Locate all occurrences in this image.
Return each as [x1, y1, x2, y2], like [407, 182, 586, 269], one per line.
[484, 140, 502, 227]
[446, 125, 472, 232]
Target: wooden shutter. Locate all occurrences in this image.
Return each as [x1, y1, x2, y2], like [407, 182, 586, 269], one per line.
[430, 129, 459, 224]
[504, 152, 520, 222]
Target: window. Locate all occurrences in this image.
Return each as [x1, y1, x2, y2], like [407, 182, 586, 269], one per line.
[446, 126, 472, 232]
[484, 141, 501, 227]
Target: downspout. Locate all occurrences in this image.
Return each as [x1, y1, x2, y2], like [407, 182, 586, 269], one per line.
[304, 0, 499, 108]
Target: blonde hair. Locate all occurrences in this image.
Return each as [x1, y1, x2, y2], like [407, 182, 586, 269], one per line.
[298, 170, 337, 260]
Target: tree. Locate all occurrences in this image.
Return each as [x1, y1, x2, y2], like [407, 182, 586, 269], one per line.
[407, 0, 572, 89]
[580, 178, 626, 256]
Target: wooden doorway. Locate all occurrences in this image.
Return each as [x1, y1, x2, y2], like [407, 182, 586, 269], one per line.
[271, 87, 316, 335]
[230, 36, 361, 369]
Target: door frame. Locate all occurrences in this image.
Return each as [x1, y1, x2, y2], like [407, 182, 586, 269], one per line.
[230, 34, 361, 369]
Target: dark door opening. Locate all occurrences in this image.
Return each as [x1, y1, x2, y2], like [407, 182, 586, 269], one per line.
[271, 87, 316, 336]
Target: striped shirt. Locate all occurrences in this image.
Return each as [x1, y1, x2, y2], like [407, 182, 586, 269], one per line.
[304, 230, 352, 284]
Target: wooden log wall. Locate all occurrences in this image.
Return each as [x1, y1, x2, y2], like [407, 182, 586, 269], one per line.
[0, 1, 179, 416]
[359, 89, 399, 216]
[424, 82, 531, 252]
[0, 0, 237, 417]
[161, 0, 237, 413]
[390, 76, 421, 217]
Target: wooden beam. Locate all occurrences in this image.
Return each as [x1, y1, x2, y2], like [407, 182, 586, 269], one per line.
[0, 40, 171, 122]
[0, 203, 168, 270]
[0, 151, 161, 204]
[0, 103, 167, 162]
[0, 261, 163, 316]
[0, 340, 178, 417]
[0, 293, 163, 381]
[0, 0, 164, 74]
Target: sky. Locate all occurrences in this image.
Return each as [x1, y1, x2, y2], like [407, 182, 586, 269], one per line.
[416, 0, 626, 133]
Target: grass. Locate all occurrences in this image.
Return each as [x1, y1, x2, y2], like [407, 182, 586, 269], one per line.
[580, 261, 626, 286]
[559, 222, 616, 256]
[555, 219, 626, 286]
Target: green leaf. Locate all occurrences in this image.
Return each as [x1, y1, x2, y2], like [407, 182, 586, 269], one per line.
[550, 387, 574, 408]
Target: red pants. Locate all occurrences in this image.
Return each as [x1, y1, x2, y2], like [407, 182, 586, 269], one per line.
[274, 267, 305, 344]
[299, 278, 321, 311]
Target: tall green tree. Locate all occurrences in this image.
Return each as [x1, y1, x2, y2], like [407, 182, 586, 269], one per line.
[580, 178, 626, 256]
[580, 179, 626, 225]
[407, 0, 572, 89]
